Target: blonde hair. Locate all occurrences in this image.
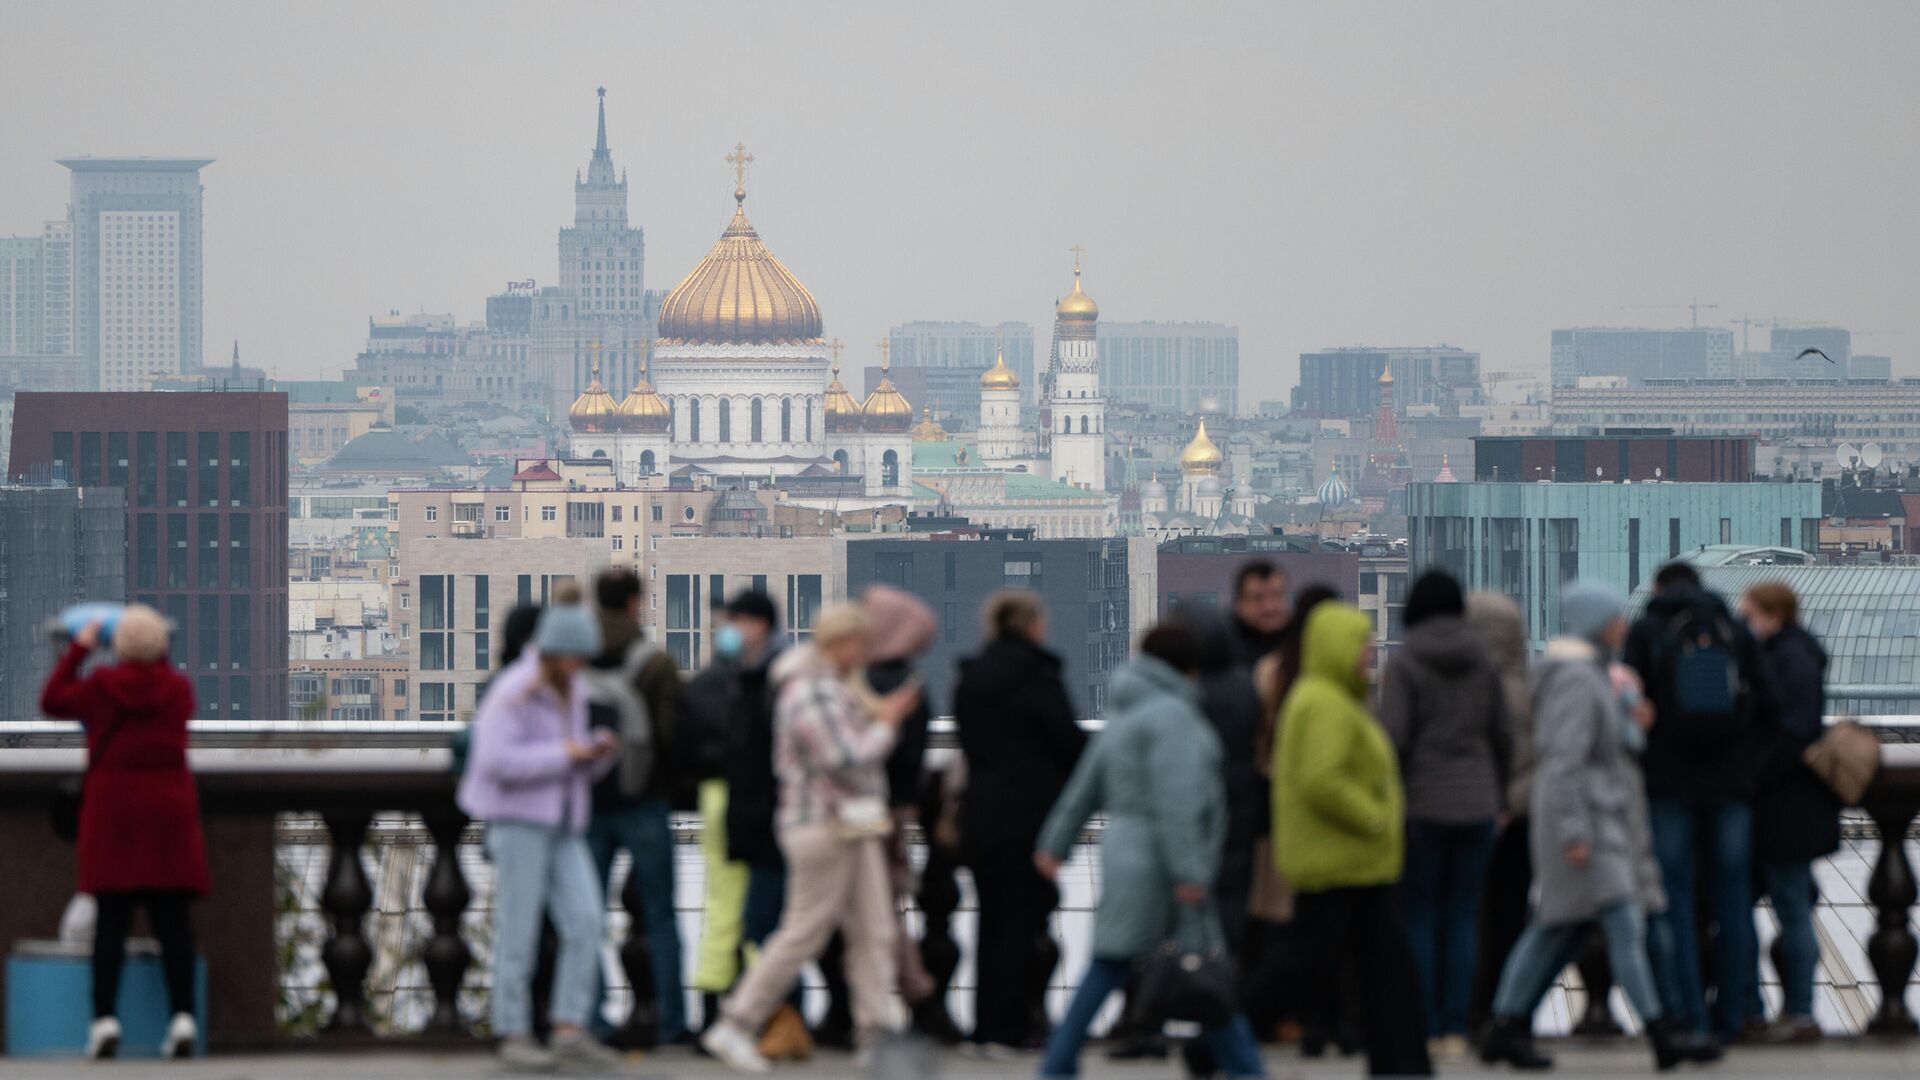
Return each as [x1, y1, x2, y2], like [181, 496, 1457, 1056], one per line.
[113, 604, 171, 663]
[811, 603, 870, 648]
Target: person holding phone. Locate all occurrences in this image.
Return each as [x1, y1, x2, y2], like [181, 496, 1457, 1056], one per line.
[456, 590, 623, 1074]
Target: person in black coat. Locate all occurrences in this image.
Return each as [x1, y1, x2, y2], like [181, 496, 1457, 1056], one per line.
[1740, 582, 1837, 1043]
[954, 590, 1087, 1053]
[717, 593, 787, 945]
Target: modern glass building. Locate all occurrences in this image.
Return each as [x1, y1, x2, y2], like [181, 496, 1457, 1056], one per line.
[1408, 480, 1823, 648]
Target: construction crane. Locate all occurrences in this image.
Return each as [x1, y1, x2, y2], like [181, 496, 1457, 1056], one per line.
[1618, 298, 1720, 328]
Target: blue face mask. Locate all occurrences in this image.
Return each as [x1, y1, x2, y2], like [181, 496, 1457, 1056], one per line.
[714, 624, 746, 659]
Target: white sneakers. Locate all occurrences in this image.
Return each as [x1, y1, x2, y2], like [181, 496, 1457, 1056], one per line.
[496, 1036, 555, 1073]
[701, 1021, 772, 1074]
[86, 1017, 121, 1060]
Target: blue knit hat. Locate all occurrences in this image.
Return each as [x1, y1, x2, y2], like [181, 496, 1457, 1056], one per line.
[1559, 581, 1624, 644]
[532, 604, 602, 659]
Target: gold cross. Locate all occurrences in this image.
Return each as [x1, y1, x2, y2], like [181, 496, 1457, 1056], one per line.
[876, 337, 892, 371]
[588, 339, 602, 382]
[1070, 244, 1085, 276]
[827, 337, 844, 372]
[727, 142, 755, 199]
[637, 336, 652, 379]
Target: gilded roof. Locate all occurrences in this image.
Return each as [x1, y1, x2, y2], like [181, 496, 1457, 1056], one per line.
[980, 347, 1020, 390]
[1179, 417, 1223, 473]
[824, 359, 862, 433]
[656, 186, 823, 346]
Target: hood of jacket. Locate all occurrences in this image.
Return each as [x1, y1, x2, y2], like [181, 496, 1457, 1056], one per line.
[1300, 602, 1373, 699]
[1645, 584, 1729, 624]
[863, 585, 936, 664]
[1181, 606, 1240, 674]
[959, 634, 1062, 697]
[1398, 614, 1487, 676]
[771, 641, 836, 687]
[1466, 593, 1527, 675]
[93, 658, 190, 713]
[1107, 654, 1198, 714]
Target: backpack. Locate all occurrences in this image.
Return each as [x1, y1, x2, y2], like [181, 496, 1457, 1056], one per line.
[677, 662, 740, 783]
[584, 639, 659, 800]
[1653, 606, 1751, 749]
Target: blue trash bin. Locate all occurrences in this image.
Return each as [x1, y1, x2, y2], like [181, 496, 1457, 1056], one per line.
[6, 939, 206, 1058]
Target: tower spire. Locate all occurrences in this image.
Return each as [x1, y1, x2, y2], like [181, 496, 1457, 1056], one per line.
[594, 87, 610, 163]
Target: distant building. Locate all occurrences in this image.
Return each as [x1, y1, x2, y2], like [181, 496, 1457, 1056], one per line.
[888, 321, 1037, 409]
[1472, 435, 1755, 483]
[1097, 322, 1239, 415]
[1409, 479, 1822, 648]
[1765, 326, 1854, 379]
[290, 657, 408, 724]
[0, 485, 125, 721]
[1156, 534, 1359, 615]
[1295, 346, 1481, 418]
[62, 158, 212, 389]
[1549, 327, 1735, 387]
[0, 220, 76, 362]
[648, 535, 847, 672]
[7, 390, 289, 720]
[1549, 378, 1920, 465]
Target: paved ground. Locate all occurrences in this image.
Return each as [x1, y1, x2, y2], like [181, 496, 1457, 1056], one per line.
[8, 1041, 1920, 1080]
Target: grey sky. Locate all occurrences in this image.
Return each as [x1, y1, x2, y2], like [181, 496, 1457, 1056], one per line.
[4, 2, 1916, 402]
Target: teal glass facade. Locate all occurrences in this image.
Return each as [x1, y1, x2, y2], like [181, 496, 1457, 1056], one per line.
[1408, 481, 1823, 648]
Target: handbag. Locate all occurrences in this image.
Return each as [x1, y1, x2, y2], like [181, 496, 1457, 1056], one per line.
[1132, 903, 1238, 1028]
[834, 794, 894, 840]
[51, 712, 132, 842]
[1803, 720, 1880, 807]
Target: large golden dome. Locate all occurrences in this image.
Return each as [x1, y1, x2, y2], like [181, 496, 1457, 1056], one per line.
[614, 363, 672, 434]
[862, 375, 914, 432]
[823, 356, 862, 434]
[979, 347, 1020, 390]
[1179, 417, 1223, 474]
[1056, 273, 1098, 322]
[569, 352, 619, 433]
[656, 163, 822, 346]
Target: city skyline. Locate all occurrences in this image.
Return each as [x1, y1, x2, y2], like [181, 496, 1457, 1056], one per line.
[3, 3, 1915, 404]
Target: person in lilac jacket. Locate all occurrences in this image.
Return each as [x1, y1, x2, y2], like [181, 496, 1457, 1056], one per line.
[458, 598, 621, 1074]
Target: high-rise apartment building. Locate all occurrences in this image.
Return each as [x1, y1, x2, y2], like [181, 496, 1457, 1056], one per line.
[0, 238, 40, 355]
[1294, 346, 1483, 418]
[1549, 327, 1734, 387]
[1098, 321, 1240, 415]
[0, 485, 126, 721]
[7, 391, 289, 720]
[61, 158, 211, 389]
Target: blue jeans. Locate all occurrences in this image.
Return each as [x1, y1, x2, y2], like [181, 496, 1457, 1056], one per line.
[486, 821, 604, 1038]
[1764, 860, 1818, 1019]
[1402, 818, 1496, 1036]
[1492, 902, 1665, 1025]
[588, 799, 687, 1040]
[1039, 956, 1266, 1079]
[744, 864, 787, 947]
[1649, 796, 1755, 1037]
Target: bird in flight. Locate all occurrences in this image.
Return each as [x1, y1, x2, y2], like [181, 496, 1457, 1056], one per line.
[1796, 347, 1836, 364]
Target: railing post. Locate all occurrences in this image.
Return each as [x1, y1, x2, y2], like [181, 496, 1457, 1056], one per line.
[320, 811, 375, 1034]
[1865, 786, 1920, 1035]
[420, 809, 473, 1036]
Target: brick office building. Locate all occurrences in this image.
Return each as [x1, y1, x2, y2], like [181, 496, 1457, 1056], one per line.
[9, 391, 289, 720]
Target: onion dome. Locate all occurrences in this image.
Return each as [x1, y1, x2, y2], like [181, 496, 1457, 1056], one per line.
[823, 351, 862, 433]
[1379, 365, 1395, 385]
[859, 339, 914, 433]
[1141, 477, 1167, 500]
[656, 147, 823, 346]
[1318, 464, 1350, 507]
[568, 350, 618, 433]
[614, 353, 672, 434]
[979, 347, 1020, 390]
[1056, 268, 1098, 323]
[1434, 454, 1459, 483]
[910, 405, 950, 442]
[1178, 417, 1224, 474]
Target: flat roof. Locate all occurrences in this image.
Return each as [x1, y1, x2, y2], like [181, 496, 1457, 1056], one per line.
[57, 157, 214, 172]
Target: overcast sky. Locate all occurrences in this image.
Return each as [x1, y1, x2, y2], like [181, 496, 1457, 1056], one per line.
[4, 2, 1916, 403]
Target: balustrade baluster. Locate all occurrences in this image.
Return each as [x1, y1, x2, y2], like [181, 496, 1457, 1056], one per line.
[913, 768, 964, 1042]
[421, 810, 473, 1035]
[1866, 789, 1920, 1035]
[320, 811, 374, 1034]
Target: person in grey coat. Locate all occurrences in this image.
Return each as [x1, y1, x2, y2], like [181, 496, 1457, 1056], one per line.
[1033, 624, 1268, 1080]
[1479, 584, 1715, 1073]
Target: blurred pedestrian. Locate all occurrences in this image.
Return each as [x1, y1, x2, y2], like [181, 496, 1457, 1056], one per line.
[955, 590, 1087, 1057]
[1034, 623, 1268, 1080]
[1230, 559, 1292, 668]
[457, 595, 624, 1074]
[1464, 591, 1534, 1035]
[42, 606, 206, 1060]
[1376, 571, 1510, 1060]
[1273, 602, 1430, 1077]
[1740, 582, 1836, 1044]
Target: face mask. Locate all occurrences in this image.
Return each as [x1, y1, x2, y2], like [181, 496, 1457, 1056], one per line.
[714, 624, 745, 659]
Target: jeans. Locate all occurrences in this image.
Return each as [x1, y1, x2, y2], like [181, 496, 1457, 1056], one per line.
[1402, 818, 1496, 1036]
[588, 798, 687, 1040]
[1649, 796, 1755, 1037]
[1492, 902, 1665, 1025]
[1764, 860, 1819, 1019]
[93, 891, 196, 1019]
[744, 864, 787, 948]
[488, 821, 604, 1038]
[1038, 956, 1266, 1079]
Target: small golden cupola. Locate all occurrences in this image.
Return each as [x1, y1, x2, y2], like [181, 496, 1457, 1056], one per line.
[823, 337, 862, 433]
[860, 337, 914, 433]
[979, 346, 1020, 390]
[910, 405, 950, 442]
[568, 345, 619, 433]
[1178, 417, 1224, 474]
[1054, 247, 1099, 340]
[614, 342, 672, 433]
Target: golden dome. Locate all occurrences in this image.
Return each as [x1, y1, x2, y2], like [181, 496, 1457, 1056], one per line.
[861, 375, 913, 432]
[1056, 270, 1098, 322]
[1178, 417, 1223, 474]
[1378, 365, 1395, 385]
[823, 343, 862, 433]
[910, 405, 950, 442]
[656, 160, 822, 346]
[568, 350, 619, 432]
[614, 369, 672, 433]
[979, 347, 1020, 390]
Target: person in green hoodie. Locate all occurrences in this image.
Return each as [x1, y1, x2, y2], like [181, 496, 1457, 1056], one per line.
[1272, 602, 1431, 1078]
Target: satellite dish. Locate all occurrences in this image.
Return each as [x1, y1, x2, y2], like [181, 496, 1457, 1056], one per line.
[1837, 443, 1861, 470]
[1863, 443, 1885, 469]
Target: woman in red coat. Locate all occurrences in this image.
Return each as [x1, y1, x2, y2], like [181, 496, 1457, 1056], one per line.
[41, 605, 207, 1059]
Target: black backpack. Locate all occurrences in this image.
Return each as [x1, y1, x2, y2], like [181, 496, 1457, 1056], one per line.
[1653, 605, 1752, 749]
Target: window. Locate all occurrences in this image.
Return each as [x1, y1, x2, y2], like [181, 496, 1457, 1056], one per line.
[780, 398, 792, 442]
[542, 505, 557, 522]
[424, 505, 438, 522]
[420, 682, 449, 723]
[718, 398, 731, 443]
[881, 449, 899, 486]
[135, 432, 157, 507]
[613, 535, 624, 551]
[1004, 555, 1042, 590]
[652, 503, 664, 523]
[198, 676, 220, 718]
[198, 594, 220, 671]
[229, 515, 250, 589]
[198, 431, 220, 507]
[388, 502, 399, 522]
[167, 514, 188, 588]
[108, 432, 128, 490]
[611, 504, 623, 523]
[495, 504, 511, 522]
[944, 602, 957, 643]
[136, 514, 158, 588]
[229, 596, 250, 670]
[475, 632, 491, 671]
[167, 432, 188, 507]
[420, 574, 452, 630]
[473, 575, 489, 630]
[750, 398, 764, 442]
[1720, 517, 1732, 545]
[1669, 518, 1681, 558]
[875, 552, 913, 589]
[518, 574, 533, 607]
[198, 513, 220, 586]
[665, 574, 698, 668]
[788, 574, 823, 642]
[79, 431, 101, 485]
[420, 632, 447, 671]
[228, 432, 250, 506]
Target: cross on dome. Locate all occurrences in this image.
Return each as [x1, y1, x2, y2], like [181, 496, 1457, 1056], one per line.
[727, 142, 755, 204]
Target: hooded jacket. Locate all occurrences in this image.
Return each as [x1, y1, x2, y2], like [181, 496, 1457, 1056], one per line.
[1754, 623, 1840, 862]
[770, 643, 897, 831]
[1272, 603, 1404, 892]
[457, 649, 615, 832]
[41, 641, 209, 896]
[1376, 614, 1511, 823]
[954, 634, 1085, 862]
[1623, 585, 1778, 799]
[862, 586, 937, 810]
[1184, 606, 1270, 856]
[1036, 656, 1225, 959]
[723, 640, 786, 867]
[1467, 592, 1534, 814]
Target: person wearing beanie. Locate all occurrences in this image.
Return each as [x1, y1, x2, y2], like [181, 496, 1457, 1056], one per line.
[1375, 571, 1509, 1060]
[457, 601, 623, 1074]
[1479, 583, 1718, 1071]
[42, 606, 206, 1060]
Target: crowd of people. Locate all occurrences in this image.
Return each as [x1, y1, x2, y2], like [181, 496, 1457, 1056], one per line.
[47, 557, 1846, 1076]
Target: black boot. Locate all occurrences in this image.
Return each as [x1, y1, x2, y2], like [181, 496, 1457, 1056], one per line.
[1648, 1019, 1685, 1072]
[1478, 1015, 1553, 1071]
